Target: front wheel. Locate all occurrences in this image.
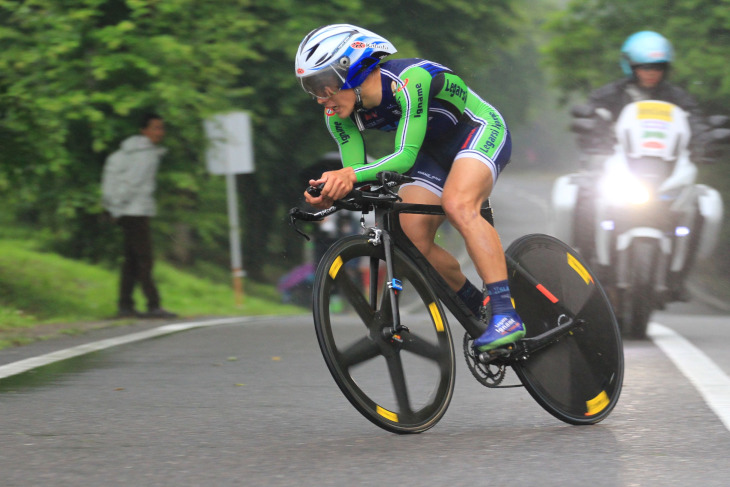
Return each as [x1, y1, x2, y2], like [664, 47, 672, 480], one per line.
[506, 234, 624, 425]
[621, 240, 658, 339]
[312, 235, 456, 434]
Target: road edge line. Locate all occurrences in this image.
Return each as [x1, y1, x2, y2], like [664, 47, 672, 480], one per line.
[0, 316, 273, 380]
[649, 322, 730, 432]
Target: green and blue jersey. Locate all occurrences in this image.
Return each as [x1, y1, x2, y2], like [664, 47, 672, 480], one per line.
[324, 58, 510, 185]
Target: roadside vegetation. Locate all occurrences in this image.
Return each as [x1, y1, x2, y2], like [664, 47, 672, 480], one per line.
[2, 0, 728, 349]
[0, 237, 303, 350]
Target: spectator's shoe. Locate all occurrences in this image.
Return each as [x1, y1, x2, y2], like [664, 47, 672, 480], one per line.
[473, 311, 526, 352]
[116, 307, 142, 319]
[144, 308, 178, 319]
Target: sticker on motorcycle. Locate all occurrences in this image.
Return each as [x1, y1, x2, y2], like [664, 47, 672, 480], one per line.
[637, 101, 673, 122]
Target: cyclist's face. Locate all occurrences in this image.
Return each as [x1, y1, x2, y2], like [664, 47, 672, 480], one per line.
[317, 88, 356, 118]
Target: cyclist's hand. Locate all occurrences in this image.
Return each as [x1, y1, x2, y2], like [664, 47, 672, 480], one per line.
[306, 167, 356, 206]
[304, 190, 334, 209]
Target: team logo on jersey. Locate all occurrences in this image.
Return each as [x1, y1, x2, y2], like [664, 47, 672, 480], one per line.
[325, 108, 336, 117]
[391, 78, 409, 96]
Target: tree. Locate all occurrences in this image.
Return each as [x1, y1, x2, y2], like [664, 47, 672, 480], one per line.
[0, 0, 518, 281]
[541, 0, 730, 110]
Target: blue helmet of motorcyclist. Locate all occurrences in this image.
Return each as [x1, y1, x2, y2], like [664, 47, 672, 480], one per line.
[620, 31, 674, 89]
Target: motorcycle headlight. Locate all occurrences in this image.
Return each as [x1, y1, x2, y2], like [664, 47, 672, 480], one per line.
[599, 173, 651, 205]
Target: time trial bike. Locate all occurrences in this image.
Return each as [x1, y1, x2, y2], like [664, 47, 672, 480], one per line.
[289, 171, 624, 434]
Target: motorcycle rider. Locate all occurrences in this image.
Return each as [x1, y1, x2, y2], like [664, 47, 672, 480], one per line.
[574, 31, 706, 300]
[582, 31, 706, 150]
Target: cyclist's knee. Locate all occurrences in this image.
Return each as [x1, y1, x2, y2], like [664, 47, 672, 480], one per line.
[405, 228, 437, 256]
[442, 196, 481, 232]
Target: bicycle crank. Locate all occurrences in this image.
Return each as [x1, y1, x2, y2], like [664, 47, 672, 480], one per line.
[462, 332, 507, 388]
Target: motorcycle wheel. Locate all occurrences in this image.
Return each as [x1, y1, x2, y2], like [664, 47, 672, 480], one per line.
[573, 182, 596, 262]
[622, 240, 657, 339]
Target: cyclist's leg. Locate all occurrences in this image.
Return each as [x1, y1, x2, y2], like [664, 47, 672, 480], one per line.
[398, 185, 464, 290]
[442, 157, 524, 351]
[398, 166, 483, 315]
[441, 160, 504, 283]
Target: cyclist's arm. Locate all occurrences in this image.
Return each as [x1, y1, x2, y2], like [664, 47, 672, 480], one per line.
[325, 110, 367, 166]
[348, 66, 435, 183]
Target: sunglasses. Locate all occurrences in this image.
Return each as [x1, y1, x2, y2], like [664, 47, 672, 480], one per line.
[633, 63, 669, 72]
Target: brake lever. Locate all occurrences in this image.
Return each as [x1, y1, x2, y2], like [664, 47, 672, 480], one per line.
[382, 184, 402, 201]
[288, 208, 311, 241]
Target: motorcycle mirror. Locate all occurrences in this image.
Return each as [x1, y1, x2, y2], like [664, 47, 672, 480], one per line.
[570, 118, 597, 134]
[708, 115, 730, 128]
[710, 128, 730, 143]
[571, 104, 595, 118]
[595, 107, 613, 122]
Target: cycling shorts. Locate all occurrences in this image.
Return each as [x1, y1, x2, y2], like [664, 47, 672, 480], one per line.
[402, 114, 512, 198]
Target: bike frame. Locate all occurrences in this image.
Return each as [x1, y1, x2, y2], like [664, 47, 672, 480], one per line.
[370, 201, 584, 358]
[375, 201, 490, 340]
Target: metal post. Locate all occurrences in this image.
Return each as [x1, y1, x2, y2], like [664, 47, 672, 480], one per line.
[226, 171, 244, 305]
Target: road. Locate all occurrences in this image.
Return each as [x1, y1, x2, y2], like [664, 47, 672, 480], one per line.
[1, 171, 729, 486]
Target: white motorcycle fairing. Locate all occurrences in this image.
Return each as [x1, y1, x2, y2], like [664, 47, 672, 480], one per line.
[551, 100, 724, 337]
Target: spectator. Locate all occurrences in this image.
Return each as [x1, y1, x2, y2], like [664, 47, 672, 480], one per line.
[101, 113, 178, 319]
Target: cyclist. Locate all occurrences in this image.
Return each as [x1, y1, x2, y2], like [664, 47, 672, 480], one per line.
[295, 24, 524, 351]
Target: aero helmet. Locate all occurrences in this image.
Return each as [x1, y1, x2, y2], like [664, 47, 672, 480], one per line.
[295, 24, 397, 99]
[620, 31, 674, 77]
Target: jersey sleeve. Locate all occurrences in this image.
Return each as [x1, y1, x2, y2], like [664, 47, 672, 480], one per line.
[325, 109, 368, 169]
[349, 66, 434, 183]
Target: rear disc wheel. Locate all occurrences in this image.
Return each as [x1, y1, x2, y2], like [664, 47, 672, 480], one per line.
[506, 234, 624, 425]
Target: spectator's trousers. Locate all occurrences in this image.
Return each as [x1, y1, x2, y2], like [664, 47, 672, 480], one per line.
[118, 216, 160, 311]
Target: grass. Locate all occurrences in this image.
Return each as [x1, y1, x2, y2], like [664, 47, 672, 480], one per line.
[0, 239, 305, 350]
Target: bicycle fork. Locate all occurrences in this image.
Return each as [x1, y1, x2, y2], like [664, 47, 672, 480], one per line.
[368, 228, 408, 343]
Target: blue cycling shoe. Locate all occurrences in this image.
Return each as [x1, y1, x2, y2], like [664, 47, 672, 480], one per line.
[474, 312, 526, 352]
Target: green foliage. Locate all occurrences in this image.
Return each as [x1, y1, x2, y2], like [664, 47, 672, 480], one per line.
[0, 0, 517, 281]
[0, 238, 303, 349]
[541, 0, 730, 110]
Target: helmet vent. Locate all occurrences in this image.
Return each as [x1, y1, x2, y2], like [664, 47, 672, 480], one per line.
[304, 44, 319, 62]
[313, 51, 336, 68]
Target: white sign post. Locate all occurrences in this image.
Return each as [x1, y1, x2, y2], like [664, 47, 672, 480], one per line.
[204, 111, 255, 305]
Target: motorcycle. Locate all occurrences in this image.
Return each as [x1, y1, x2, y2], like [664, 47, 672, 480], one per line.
[552, 100, 729, 338]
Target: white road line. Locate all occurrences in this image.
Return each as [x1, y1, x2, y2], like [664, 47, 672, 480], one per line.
[0, 316, 275, 380]
[649, 322, 730, 432]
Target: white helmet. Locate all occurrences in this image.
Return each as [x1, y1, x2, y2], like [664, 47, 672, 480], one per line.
[295, 24, 397, 99]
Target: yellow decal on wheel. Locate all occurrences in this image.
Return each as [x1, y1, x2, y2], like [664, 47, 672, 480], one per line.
[585, 390, 610, 416]
[428, 302, 444, 332]
[329, 256, 343, 279]
[567, 253, 594, 285]
[377, 405, 399, 422]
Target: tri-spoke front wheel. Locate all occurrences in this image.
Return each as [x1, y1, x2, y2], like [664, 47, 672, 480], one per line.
[313, 235, 455, 434]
